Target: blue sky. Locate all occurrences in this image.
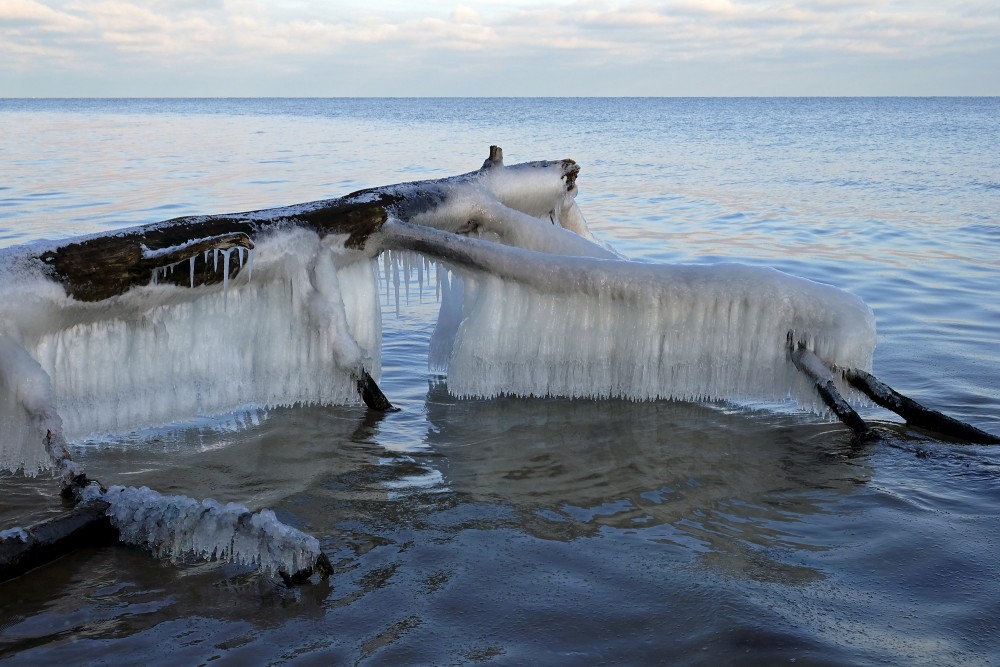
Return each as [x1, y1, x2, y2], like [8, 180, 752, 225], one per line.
[2, 0, 998, 96]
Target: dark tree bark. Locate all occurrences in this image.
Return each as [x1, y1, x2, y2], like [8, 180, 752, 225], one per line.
[0, 501, 117, 583]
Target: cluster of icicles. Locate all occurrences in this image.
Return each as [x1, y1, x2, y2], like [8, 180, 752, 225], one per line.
[147, 244, 253, 304]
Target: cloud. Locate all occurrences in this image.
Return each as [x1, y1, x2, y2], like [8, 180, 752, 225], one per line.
[1, 0, 998, 94]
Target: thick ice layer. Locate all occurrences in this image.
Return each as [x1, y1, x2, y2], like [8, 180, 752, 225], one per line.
[0, 227, 380, 466]
[97, 485, 321, 576]
[386, 222, 877, 411]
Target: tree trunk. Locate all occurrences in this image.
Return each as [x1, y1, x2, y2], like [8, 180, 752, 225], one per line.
[34, 147, 580, 302]
[0, 501, 117, 583]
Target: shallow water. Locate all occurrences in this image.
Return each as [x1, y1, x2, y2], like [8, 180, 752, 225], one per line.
[1, 98, 999, 665]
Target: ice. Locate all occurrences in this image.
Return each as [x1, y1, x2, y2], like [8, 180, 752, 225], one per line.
[384, 220, 876, 412]
[0, 227, 380, 464]
[0, 527, 29, 543]
[0, 156, 881, 475]
[0, 335, 65, 475]
[100, 485, 321, 576]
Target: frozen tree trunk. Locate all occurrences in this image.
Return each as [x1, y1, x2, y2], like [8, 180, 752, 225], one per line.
[35, 146, 581, 302]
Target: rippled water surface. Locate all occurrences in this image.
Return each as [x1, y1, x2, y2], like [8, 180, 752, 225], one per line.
[1, 98, 999, 665]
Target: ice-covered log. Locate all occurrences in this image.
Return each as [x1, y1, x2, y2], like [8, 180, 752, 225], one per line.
[382, 220, 877, 410]
[0, 147, 585, 472]
[95, 485, 332, 585]
[26, 146, 586, 302]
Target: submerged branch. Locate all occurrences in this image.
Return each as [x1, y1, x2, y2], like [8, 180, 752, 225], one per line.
[790, 343, 877, 444]
[0, 501, 118, 583]
[846, 368, 1000, 445]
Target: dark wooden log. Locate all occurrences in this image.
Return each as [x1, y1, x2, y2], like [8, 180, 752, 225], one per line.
[0, 501, 118, 583]
[846, 368, 1000, 445]
[356, 369, 399, 412]
[31, 147, 581, 303]
[38, 192, 398, 302]
[790, 345, 877, 443]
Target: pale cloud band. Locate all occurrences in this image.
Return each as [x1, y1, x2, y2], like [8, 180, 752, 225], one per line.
[2, 0, 998, 95]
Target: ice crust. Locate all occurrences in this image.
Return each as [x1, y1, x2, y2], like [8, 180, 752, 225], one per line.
[385, 221, 876, 410]
[0, 154, 884, 581]
[99, 485, 321, 576]
[0, 228, 380, 472]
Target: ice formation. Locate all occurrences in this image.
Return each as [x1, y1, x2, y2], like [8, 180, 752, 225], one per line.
[385, 220, 876, 410]
[0, 227, 380, 473]
[0, 152, 878, 476]
[0, 150, 884, 581]
[93, 485, 321, 576]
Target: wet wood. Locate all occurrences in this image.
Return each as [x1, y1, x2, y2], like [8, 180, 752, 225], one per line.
[846, 368, 1000, 445]
[38, 193, 396, 302]
[790, 346, 877, 443]
[0, 501, 117, 583]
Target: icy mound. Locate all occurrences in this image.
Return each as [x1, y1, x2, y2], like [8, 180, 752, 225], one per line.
[99, 485, 321, 576]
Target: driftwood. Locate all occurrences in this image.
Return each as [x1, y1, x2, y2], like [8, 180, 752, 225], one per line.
[790, 344, 876, 443]
[35, 146, 580, 303]
[0, 501, 117, 583]
[2, 145, 997, 588]
[0, 146, 581, 585]
[846, 369, 1000, 445]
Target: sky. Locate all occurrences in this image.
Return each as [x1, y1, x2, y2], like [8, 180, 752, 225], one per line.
[1, 0, 998, 97]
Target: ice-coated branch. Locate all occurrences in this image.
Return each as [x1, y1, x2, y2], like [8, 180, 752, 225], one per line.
[30, 147, 583, 302]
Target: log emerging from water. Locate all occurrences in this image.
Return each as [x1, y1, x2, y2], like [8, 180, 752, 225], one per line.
[0, 501, 117, 583]
[846, 369, 1000, 445]
[790, 344, 877, 443]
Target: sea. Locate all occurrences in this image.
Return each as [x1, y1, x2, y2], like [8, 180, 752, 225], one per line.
[0, 98, 998, 666]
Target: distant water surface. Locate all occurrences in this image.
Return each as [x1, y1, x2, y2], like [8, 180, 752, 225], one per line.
[1, 98, 998, 665]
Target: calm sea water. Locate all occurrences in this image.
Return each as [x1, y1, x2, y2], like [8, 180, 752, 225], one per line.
[1, 98, 999, 665]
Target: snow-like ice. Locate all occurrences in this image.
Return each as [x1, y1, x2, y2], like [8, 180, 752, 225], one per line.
[98, 485, 321, 576]
[384, 219, 875, 410]
[0, 227, 380, 473]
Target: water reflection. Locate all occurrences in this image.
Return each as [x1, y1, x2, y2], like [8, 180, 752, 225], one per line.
[417, 381, 871, 582]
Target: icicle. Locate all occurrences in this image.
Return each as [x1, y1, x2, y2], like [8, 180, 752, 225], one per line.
[238, 247, 245, 269]
[247, 248, 254, 282]
[383, 252, 391, 302]
[404, 252, 411, 305]
[417, 256, 424, 304]
[204, 250, 209, 264]
[213, 248, 218, 272]
[222, 248, 231, 309]
[189, 256, 195, 288]
[392, 252, 401, 316]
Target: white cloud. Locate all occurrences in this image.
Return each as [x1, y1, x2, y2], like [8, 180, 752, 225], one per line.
[0, 0, 997, 94]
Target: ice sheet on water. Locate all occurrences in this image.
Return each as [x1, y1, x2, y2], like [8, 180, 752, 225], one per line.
[97, 485, 320, 576]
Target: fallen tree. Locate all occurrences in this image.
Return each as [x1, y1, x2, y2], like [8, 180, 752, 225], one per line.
[0, 145, 996, 586]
